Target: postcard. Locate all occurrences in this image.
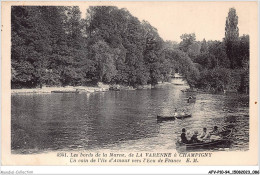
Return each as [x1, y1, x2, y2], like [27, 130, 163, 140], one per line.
[1, 1, 258, 166]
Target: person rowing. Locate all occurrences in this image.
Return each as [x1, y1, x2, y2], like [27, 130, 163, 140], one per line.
[190, 130, 202, 143]
[173, 108, 178, 117]
[180, 109, 186, 116]
[187, 96, 195, 103]
[199, 128, 211, 141]
[180, 129, 202, 144]
[210, 126, 220, 135]
[180, 128, 189, 144]
[210, 126, 221, 140]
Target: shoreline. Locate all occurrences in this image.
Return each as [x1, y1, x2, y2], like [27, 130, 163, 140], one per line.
[11, 86, 109, 95]
[11, 82, 176, 95]
[11, 84, 248, 95]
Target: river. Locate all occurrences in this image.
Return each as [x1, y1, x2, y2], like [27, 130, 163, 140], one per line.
[11, 84, 249, 154]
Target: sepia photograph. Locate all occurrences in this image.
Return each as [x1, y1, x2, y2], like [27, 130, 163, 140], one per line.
[1, 1, 258, 168]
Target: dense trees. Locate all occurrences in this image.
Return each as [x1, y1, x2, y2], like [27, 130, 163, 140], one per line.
[11, 6, 171, 88]
[191, 36, 248, 92]
[11, 6, 249, 93]
[182, 8, 249, 93]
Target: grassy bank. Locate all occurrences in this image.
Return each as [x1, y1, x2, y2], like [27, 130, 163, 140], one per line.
[11, 86, 109, 95]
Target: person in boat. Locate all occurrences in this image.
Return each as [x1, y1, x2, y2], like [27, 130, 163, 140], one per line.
[210, 126, 221, 140]
[187, 96, 191, 103]
[173, 108, 178, 116]
[190, 130, 202, 143]
[187, 96, 195, 103]
[210, 126, 220, 135]
[199, 128, 211, 141]
[180, 110, 186, 116]
[181, 128, 189, 144]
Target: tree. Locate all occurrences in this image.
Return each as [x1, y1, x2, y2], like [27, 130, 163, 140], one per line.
[179, 33, 196, 52]
[40, 6, 72, 86]
[224, 8, 239, 68]
[142, 20, 164, 84]
[65, 6, 83, 49]
[85, 6, 146, 85]
[225, 8, 239, 41]
[89, 40, 117, 83]
[11, 6, 52, 88]
[208, 41, 229, 68]
[194, 52, 216, 69]
[237, 35, 249, 67]
[163, 40, 179, 50]
[187, 42, 201, 60]
[198, 68, 231, 92]
[200, 39, 208, 53]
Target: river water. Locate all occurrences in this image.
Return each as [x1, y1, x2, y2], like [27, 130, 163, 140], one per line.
[11, 84, 249, 154]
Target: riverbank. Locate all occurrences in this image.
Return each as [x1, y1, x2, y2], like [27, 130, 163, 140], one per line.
[11, 85, 109, 95]
[11, 82, 174, 95]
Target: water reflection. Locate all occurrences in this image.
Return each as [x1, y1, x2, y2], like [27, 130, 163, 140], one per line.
[11, 84, 249, 153]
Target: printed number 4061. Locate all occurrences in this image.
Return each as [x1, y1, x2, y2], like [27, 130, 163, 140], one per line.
[57, 152, 67, 157]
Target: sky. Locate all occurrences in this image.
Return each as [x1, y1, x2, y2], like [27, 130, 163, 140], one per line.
[79, 2, 256, 42]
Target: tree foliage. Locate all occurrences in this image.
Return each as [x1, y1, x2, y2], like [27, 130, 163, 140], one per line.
[11, 6, 249, 93]
[11, 6, 171, 88]
[224, 8, 240, 69]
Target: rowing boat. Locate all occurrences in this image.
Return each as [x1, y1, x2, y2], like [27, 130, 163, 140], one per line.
[177, 139, 231, 150]
[51, 90, 79, 94]
[176, 129, 233, 151]
[175, 114, 192, 119]
[181, 89, 197, 93]
[157, 113, 192, 121]
[187, 97, 196, 103]
[157, 115, 176, 121]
